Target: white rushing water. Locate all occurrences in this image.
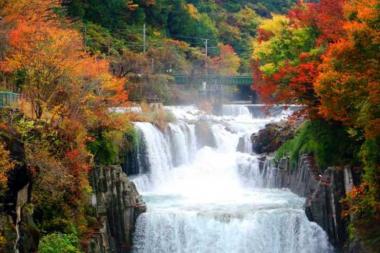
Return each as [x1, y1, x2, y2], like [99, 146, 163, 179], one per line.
[131, 105, 333, 253]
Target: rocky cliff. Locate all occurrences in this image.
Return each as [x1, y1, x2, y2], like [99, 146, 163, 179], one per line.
[258, 154, 366, 252]
[88, 165, 146, 253]
[251, 121, 367, 252]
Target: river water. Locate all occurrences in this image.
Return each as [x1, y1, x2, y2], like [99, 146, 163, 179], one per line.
[130, 105, 333, 253]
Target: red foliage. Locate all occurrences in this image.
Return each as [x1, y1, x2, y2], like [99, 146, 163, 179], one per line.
[256, 28, 273, 42]
[252, 62, 277, 104]
[289, 0, 345, 44]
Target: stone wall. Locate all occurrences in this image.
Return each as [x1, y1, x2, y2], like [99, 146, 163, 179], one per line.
[88, 166, 146, 253]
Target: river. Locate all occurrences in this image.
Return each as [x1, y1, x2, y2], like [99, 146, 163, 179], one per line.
[130, 105, 333, 253]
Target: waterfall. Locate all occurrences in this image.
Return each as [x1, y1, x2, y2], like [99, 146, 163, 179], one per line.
[167, 122, 197, 166]
[133, 207, 331, 253]
[133, 121, 197, 191]
[130, 105, 333, 253]
[222, 104, 251, 117]
[237, 133, 253, 153]
[133, 122, 173, 190]
[237, 154, 281, 188]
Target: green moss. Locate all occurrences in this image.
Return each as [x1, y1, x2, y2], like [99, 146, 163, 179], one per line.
[87, 134, 118, 166]
[38, 233, 82, 253]
[123, 126, 139, 152]
[275, 120, 360, 170]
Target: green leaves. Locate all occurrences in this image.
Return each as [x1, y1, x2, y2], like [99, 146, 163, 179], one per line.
[275, 120, 360, 170]
[38, 233, 81, 253]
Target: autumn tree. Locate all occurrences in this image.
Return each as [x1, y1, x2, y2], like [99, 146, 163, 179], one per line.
[315, 2, 380, 249]
[252, 14, 319, 113]
[253, 1, 380, 250]
[315, 0, 380, 138]
[210, 44, 241, 75]
[0, 0, 129, 237]
[0, 0, 128, 121]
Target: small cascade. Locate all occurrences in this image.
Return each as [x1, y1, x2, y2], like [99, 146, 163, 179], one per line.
[133, 120, 197, 191]
[134, 122, 173, 190]
[237, 155, 281, 188]
[167, 123, 197, 166]
[222, 104, 251, 117]
[211, 124, 240, 152]
[237, 133, 253, 153]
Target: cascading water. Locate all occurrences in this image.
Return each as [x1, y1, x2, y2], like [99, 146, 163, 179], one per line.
[167, 122, 197, 166]
[131, 105, 333, 253]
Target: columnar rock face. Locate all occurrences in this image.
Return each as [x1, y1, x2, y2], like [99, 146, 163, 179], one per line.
[88, 166, 146, 253]
[258, 155, 366, 252]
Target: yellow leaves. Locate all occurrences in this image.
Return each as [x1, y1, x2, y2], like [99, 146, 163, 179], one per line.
[259, 63, 276, 76]
[252, 40, 273, 60]
[259, 15, 290, 35]
[186, 4, 199, 19]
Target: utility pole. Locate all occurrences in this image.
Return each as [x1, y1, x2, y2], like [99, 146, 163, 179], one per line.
[143, 23, 147, 53]
[203, 38, 209, 76]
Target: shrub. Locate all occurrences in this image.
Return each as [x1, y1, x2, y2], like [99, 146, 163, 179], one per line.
[87, 133, 119, 166]
[38, 233, 81, 253]
[343, 137, 380, 251]
[0, 142, 14, 197]
[275, 120, 360, 170]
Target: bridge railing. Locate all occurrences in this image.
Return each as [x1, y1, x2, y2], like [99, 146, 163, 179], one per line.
[0, 91, 20, 108]
[173, 75, 253, 86]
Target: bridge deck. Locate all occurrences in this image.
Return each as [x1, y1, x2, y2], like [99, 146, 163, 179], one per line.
[174, 75, 253, 86]
[0, 91, 20, 108]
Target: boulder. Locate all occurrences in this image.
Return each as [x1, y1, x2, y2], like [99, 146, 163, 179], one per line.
[251, 122, 295, 154]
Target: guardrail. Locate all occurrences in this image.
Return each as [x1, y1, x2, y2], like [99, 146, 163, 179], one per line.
[0, 91, 20, 108]
[174, 75, 253, 86]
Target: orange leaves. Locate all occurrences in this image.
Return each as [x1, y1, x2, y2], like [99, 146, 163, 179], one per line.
[0, 0, 129, 184]
[1, 0, 128, 121]
[65, 148, 90, 174]
[314, 0, 380, 138]
[345, 0, 379, 22]
[0, 143, 15, 188]
[252, 0, 379, 137]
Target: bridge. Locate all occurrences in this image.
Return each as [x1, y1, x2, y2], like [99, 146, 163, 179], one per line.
[173, 75, 253, 86]
[0, 91, 20, 108]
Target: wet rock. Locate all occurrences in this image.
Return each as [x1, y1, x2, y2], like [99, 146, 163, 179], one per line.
[251, 122, 295, 154]
[121, 130, 149, 176]
[195, 120, 217, 149]
[88, 165, 146, 253]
